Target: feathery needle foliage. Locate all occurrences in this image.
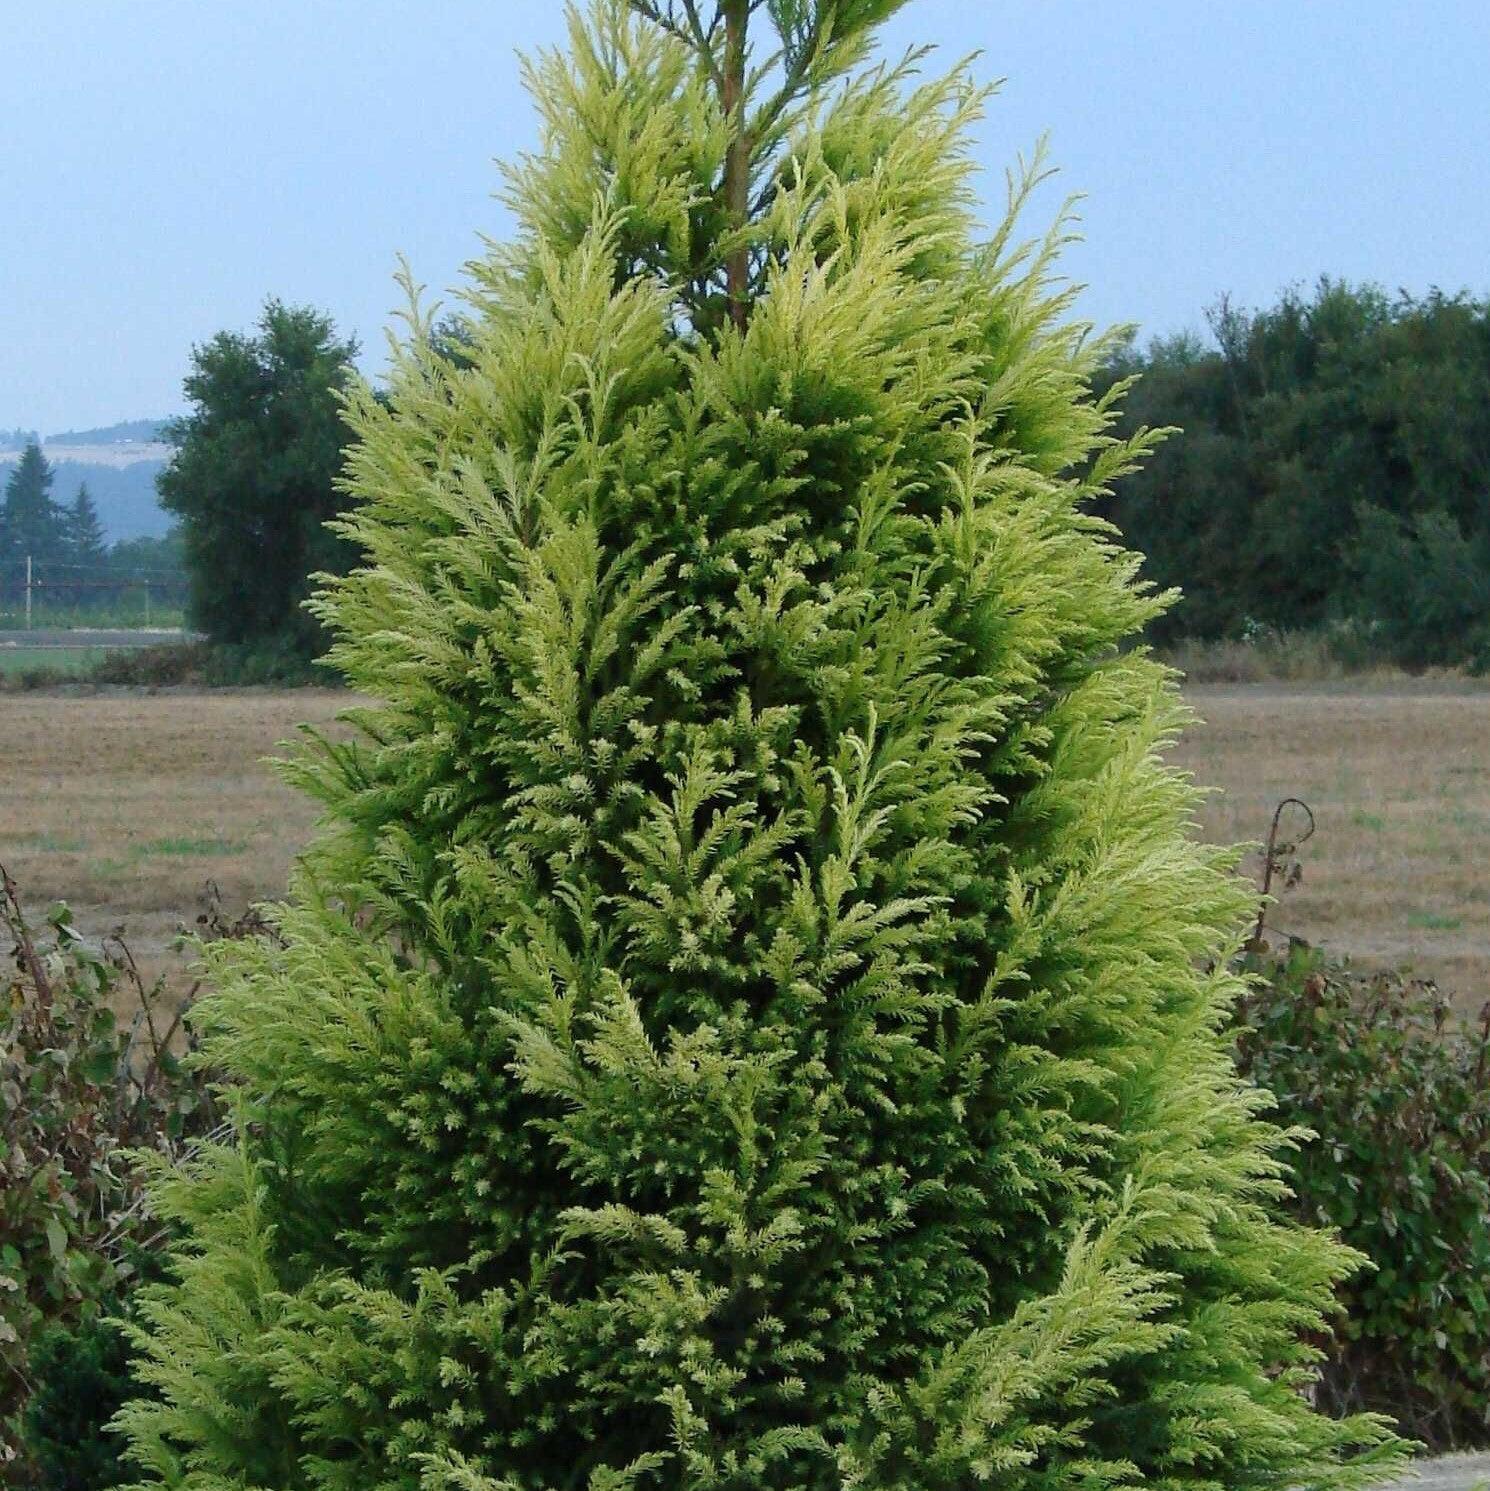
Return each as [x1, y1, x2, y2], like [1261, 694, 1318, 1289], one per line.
[115, 4, 1408, 1486]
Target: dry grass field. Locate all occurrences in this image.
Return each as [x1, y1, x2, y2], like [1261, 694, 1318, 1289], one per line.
[1174, 682, 1490, 1000]
[2, 681, 1487, 1002]
[2, 690, 348, 972]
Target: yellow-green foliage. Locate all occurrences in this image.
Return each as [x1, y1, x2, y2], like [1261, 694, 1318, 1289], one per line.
[116, 4, 1406, 1486]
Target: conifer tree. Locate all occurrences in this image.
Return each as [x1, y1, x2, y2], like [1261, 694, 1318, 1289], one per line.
[65, 482, 108, 566]
[1, 440, 65, 567]
[117, 4, 1407, 1486]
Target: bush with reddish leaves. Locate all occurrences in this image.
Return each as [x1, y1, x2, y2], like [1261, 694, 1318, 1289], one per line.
[0, 873, 219, 1481]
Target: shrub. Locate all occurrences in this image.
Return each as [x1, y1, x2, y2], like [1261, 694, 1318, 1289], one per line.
[96, 640, 330, 689]
[21, 1313, 136, 1491]
[196, 639, 330, 688]
[0, 873, 219, 1480]
[0, 641, 337, 694]
[90, 644, 212, 689]
[114, 4, 1406, 1487]
[1237, 943, 1490, 1450]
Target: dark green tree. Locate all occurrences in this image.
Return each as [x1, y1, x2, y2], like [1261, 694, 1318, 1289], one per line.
[1, 440, 66, 568]
[116, 5, 1405, 1488]
[1348, 504, 1490, 670]
[65, 483, 109, 567]
[1098, 281, 1490, 664]
[105, 530, 185, 577]
[22, 1316, 136, 1491]
[157, 301, 358, 655]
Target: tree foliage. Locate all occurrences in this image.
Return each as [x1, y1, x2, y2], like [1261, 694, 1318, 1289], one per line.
[64, 483, 108, 568]
[1098, 281, 1490, 665]
[116, 5, 1405, 1487]
[157, 300, 358, 655]
[1, 442, 66, 567]
[0, 446, 128, 599]
[1350, 504, 1490, 671]
[0, 879, 219, 1480]
[1237, 944, 1490, 1451]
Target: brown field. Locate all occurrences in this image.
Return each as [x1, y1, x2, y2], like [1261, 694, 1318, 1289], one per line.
[2, 690, 348, 971]
[3, 682, 1488, 1001]
[1174, 683, 1490, 1000]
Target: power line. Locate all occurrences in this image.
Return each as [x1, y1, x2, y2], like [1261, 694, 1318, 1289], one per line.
[0, 562, 187, 583]
[0, 552, 190, 629]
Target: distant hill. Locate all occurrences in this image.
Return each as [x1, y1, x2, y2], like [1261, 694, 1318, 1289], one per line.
[44, 418, 170, 446]
[0, 419, 174, 541]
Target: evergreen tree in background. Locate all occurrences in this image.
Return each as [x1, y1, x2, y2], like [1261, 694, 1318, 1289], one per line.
[157, 300, 358, 657]
[65, 482, 108, 567]
[117, 4, 1406, 1487]
[0, 440, 66, 568]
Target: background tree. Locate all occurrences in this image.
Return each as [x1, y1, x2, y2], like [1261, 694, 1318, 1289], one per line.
[117, 4, 1404, 1487]
[157, 300, 358, 656]
[64, 482, 108, 567]
[1348, 504, 1490, 671]
[1097, 280, 1490, 666]
[1, 440, 66, 568]
[104, 529, 184, 579]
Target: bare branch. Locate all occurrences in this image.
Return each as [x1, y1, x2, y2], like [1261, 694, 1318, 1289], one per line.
[630, 0, 728, 95]
[629, 0, 688, 41]
[680, 0, 729, 93]
[2, 864, 51, 1011]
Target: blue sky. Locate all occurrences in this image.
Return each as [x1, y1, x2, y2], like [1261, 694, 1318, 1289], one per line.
[4, 1, 1487, 434]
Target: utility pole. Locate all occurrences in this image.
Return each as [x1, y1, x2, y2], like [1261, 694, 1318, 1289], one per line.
[24, 554, 32, 631]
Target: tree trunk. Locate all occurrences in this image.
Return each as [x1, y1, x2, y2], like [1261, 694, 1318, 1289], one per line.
[721, 0, 751, 332]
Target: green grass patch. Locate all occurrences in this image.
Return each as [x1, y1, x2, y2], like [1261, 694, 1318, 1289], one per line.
[0, 605, 187, 632]
[131, 836, 247, 859]
[10, 832, 90, 854]
[1407, 910, 1464, 932]
[0, 647, 112, 678]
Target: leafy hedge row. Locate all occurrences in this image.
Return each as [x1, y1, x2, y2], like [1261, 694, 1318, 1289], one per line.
[0, 640, 333, 694]
[1236, 943, 1490, 1450]
[1097, 280, 1490, 670]
[0, 875, 232, 1485]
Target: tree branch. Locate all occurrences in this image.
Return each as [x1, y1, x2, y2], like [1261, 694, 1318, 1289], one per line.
[630, 0, 727, 94]
[749, 9, 827, 145]
[628, 0, 688, 42]
[680, 0, 729, 93]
